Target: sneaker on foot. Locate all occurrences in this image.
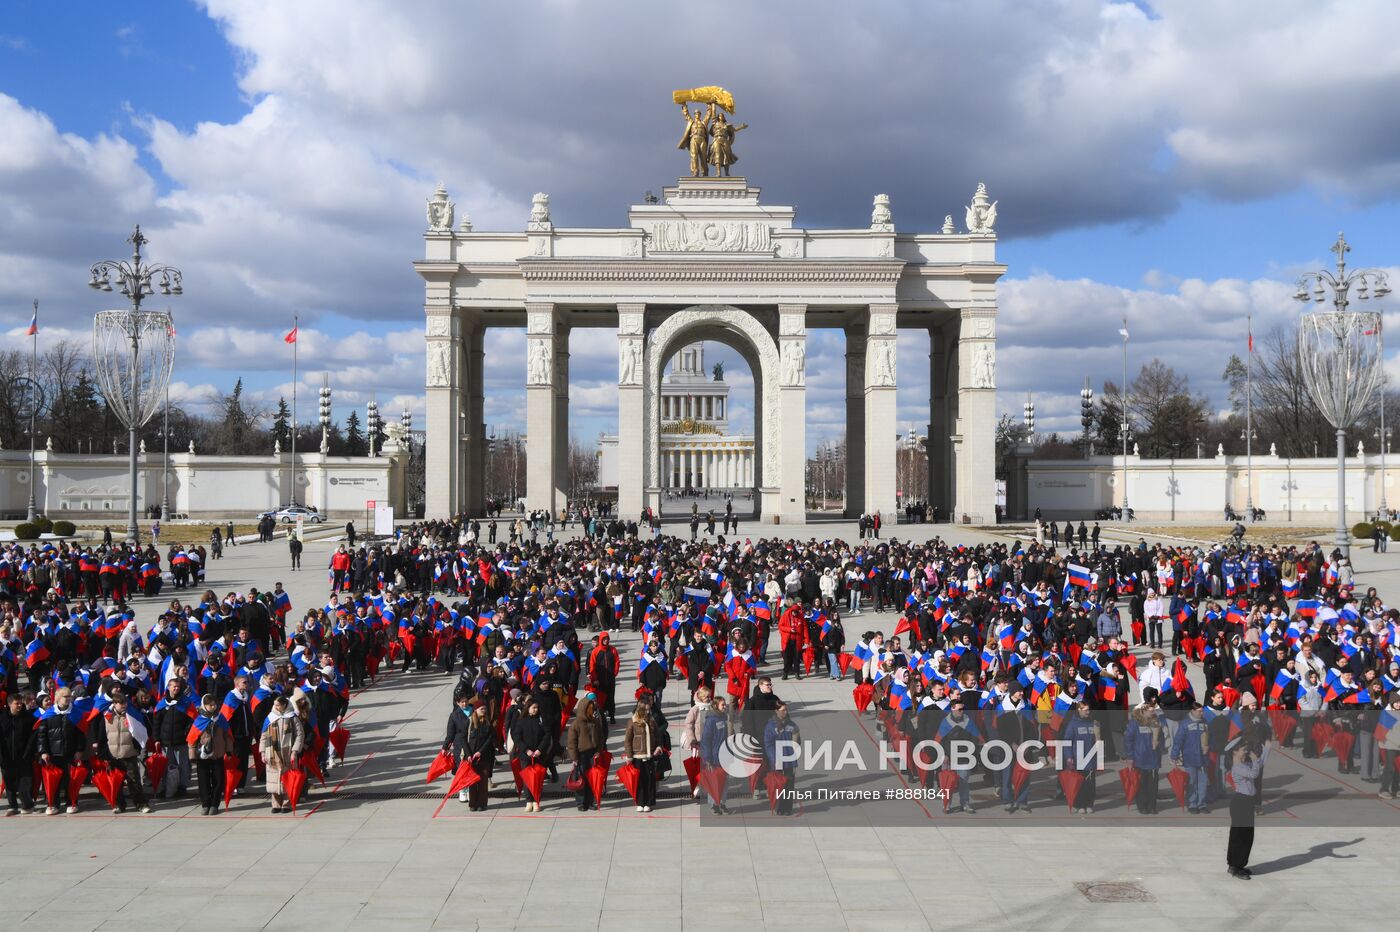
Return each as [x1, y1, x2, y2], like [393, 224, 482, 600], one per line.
[65, 806, 77, 815]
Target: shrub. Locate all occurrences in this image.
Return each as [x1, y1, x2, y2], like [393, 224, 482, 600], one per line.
[1352, 522, 1374, 539]
[12, 522, 39, 540]
[33, 517, 53, 534]
[51, 520, 76, 537]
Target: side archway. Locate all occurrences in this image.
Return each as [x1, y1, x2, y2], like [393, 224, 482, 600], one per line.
[645, 306, 781, 515]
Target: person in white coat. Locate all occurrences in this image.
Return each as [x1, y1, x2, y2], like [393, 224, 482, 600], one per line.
[1143, 589, 1168, 650]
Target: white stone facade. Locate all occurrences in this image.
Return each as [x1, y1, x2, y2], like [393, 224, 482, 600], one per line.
[599, 342, 755, 492]
[416, 176, 1004, 523]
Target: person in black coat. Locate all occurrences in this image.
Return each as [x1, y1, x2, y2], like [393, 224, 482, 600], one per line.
[686, 640, 716, 696]
[0, 695, 37, 813]
[35, 688, 86, 813]
[509, 699, 553, 813]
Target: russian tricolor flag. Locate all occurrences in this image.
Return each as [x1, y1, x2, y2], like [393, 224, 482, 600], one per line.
[1067, 564, 1093, 589]
[1282, 578, 1300, 599]
[1295, 599, 1319, 618]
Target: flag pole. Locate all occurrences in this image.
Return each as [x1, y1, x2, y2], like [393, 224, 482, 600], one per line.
[291, 314, 298, 506]
[1246, 315, 1253, 520]
[27, 299, 38, 523]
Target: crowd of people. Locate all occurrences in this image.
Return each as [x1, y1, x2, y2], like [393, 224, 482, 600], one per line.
[0, 535, 372, 817]
[6, 518, 1399, 881]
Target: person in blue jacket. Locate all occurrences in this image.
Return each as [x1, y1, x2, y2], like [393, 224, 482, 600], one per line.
[1124, 688, 1164, 813]
[1170, 702, 1211, 813]
[763, 701, 800, 815]
[700, 695, 732, 814]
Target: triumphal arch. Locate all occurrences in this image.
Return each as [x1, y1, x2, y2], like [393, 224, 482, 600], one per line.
[417, 87, 1003, 524]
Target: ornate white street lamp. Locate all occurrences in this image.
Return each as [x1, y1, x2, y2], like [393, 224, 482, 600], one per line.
[1295, 232, 1390, 557]
[89, 226, 180, 544]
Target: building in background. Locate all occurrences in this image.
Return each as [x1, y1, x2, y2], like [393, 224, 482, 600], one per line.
[598, 342, 755, 493]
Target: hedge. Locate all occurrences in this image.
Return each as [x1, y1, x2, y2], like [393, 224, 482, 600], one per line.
[12, 522, 39, 540]
[51, 520, 76, 537]
[1352, 522, 1374, 539]
[33, 517, 53, 533]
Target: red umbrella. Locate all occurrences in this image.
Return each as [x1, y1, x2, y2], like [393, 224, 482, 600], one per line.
[594, 749, 613, 773]
[41, 763, 63, 807]
[446, 759, 482, 797]
[425, 749, 454, 783]
[1331, 730, 1355, 764]
[510, 758, 525, 796]
[328, 727, 350, 761]
[764, 770, 787, 812]
[838, 653, 857, 676]
[1269, 711, 1297, 745]
[802, 645, 815, 675]
[747, 760, 768, 795]
[93, 768, 123, 809]
[682, 754, 703, 794]
[937, 770, 959, 811]
[853, 683, 875, 712]
[1166, 768, 1190, 810]
[697, 765, 727, 806]
[367, 654, 382, 680]
[616, 761, 641, 803]
[1311, 720, 1334, 752]
[281, 769, 307, 812]
[1011, 760, 1032, 797]
[223, 757, 243, 810]
[252, 745, 267, 782]
[300, 750, 326, 787]
[1057, 770, 1085, 810]
[1118, 765, 1141, 806]
[586, 762, 608, 809]
[68, 761, 91, 806]
[521, 763, 546, 804]
[145, 752, 168, 791]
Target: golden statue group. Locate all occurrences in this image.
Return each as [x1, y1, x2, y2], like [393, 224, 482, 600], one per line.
[674, 86, 747, 178]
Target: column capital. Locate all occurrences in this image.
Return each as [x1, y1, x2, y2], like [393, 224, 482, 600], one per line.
[525, 302, 557, 333]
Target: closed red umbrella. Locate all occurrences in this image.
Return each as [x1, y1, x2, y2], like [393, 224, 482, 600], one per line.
[1057, 770, 1085, 810]
[1331, 730, 1355, 764]
[252, 745, 267, 782]
[1166, 768, 1190, 810]
[1311, 720, 1334, 751]
[93, 767, 123, 809]
[328, 727, 350, 761]
[521, 762, 546, 804]
[747, 760, 768, 795]
[594, 749, 613, 773]
[1011, 760, 1032, 797]
[936, 769, 959, 811]
[764, 770, 787, 812]
[697, 765, 727, 806]
[1269, 711, 1297, 745]
[446, 759, 483, 797]
[41, 763, 63, 808]
[586, 761, 608, 809]
[68, 761, 91, 806]
[683, 754, 703, 794]
[145, 752, 169, 792]
[223, 757, 243, 810]
[838, 653, 857, 677]
[281, 769, 307, 812]
[1118, 765, 1141, 806]
[510, 757, 525, 796]
[616, 761, 640, 803]
[853, 683, 875, 712]
[300, 750, 326, 787]
[425, 749, 454, 783]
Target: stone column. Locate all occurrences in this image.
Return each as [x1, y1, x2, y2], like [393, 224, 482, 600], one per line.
[464, 321, 485, 515]
[845, 327, 867, 516]
[525, 303, 558, 514]
[864, 305, 899, 521]
[955, 307, 998, 523]
[928, 325, 952, 517]
[616, 304, 645, 518]
[425, 308, 462, 518]
[777, 304, 807, 523]
[553, 325, 570, 512]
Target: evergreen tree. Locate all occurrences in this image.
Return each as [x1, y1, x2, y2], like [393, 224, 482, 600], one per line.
[344, 410, 365, 456]
[271, 397, 292, 449]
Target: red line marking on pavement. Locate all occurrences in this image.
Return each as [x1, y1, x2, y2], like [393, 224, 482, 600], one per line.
[1272, 746, 1400, 813]
[302, 751, 377, 818]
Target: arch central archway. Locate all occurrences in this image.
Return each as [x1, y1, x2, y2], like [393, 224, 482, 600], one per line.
[645, 305, 782, 520]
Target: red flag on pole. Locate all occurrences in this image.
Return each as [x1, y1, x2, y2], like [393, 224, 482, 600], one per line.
[284, 325, 298, 344]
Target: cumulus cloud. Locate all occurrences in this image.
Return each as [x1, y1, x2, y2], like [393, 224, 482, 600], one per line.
[6, 1, 1400, 448]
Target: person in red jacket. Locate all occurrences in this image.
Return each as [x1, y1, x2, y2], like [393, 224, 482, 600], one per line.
[778, 598, 807, 681]
[588, 633, 620, 724]
[329, 546, 351, 592]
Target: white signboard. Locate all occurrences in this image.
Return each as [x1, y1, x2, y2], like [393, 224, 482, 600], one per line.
[373, 503, 395, 536]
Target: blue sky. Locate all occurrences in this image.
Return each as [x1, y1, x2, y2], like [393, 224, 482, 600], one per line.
[3, 0, 1400, 453]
